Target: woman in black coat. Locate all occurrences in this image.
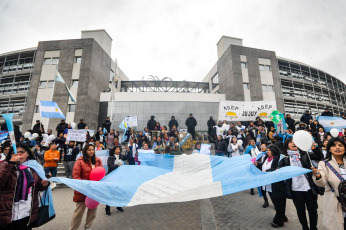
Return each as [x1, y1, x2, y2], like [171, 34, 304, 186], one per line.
[256, 144, 288, 228]
[278, 138, 323, 230]
[105, 146, 125, 215]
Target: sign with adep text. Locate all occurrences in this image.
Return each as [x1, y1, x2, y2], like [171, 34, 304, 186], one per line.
[218, 100, 277, 122]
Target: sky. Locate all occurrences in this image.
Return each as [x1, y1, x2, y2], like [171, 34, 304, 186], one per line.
[0, 0, 345, 83]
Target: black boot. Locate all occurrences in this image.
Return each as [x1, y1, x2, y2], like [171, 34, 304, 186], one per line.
[105, 206, 111, 216]
[263, 201, 269, 208]
[250, 189, 255, 195]
[117, 207, 124, 213]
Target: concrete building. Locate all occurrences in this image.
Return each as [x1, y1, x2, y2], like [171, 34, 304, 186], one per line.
[1, 33, 345, 134]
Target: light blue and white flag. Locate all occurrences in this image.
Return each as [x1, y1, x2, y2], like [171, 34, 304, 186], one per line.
[50, 153, 311, 207]
[1, 114, 16, 153]
[317, 116, 346, 132]
[0, 131, 9, 141]
[55, 71, 76, 103]
[39, 101, 65, 119]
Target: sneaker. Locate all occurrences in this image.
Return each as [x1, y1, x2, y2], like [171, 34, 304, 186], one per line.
[250, 190, 255, 195]
[105, 210, 111, 216]
[262, 201, 269, 208]
[116, 207, 124, 213]
[271, 222, 283, 228]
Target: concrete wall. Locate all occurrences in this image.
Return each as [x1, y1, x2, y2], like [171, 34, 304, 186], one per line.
[216, 44, 284, 112]
[22, 38, 111, 133]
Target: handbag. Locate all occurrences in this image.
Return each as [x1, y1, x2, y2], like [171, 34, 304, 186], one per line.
[32, 190, 55, 227]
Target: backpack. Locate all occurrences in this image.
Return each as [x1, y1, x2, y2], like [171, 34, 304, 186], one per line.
[324, 160, 346, 212]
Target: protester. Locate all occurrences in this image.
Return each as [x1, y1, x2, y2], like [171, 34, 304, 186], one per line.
[320, 108, 334, 117]
[141, 143, 150, 150]
[147, 116, 156, 132]
[53, 132, 66, 162]
[268, 126, 277, 143]
[106, 129, 118, 150]
[95, 130, 106, 147]
[126, 138, 138, 165]
[64, 123, 72, 135]
[168, 116, 179, 131]
[70, 144, 102, 230]
[279, 138, 323, 230]
[300, 110, 313, 126]
[212, 120, 226, 140]
[33, 144, 45, 165]
[185, 113, 197, 140]
[95, 140, 105, 151]
[0, 145, 11, 163]
[56, 119, 68, 136]
[192, 142, 201, 154]
[210, 135, 227, 156]
[169, 125, 178, 137]
[32, 120, 44, 134]
[77, 119, 87, 129]
[255, 144, 288, 228]
[244, 139, 260, 159]
[312, 137, 345, 230]
[105, 146, 125, 216]
[0, 143, 50, 230]
[207, 116, 216, 136]
[41, 129, 56, 150]
[102, 117, 112, 133]
[154, 122, 162, 131]
[109, 137, 122, 155]
[44, 143, 60, 178]
[285, 114, 296, 132]
[228, 137, 243, 157]
[64, 141, 79, 178]
[153, 136, 165, 154]
[167, 136, 181, 155]
[255, 143, 269, 208]
[321, 139, 328, 158]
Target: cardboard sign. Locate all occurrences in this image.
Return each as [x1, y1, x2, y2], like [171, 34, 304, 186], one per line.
[125, 116, 138, 127]
[66, 129, 87, 142]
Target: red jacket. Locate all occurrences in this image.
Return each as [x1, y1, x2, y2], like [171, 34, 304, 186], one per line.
[0, 161, 49, 227]
[72, 156, 103, 202]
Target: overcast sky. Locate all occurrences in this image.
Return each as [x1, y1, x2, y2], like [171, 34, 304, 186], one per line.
[1, 0, 345, 83]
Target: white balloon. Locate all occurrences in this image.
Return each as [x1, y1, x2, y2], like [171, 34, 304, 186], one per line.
[32, 133, 39, 139]
[237, 139, 243, 146]
[330, 128, 339, 138]
[24, 132, 31, 138]
[71, 122, 76, 129]
[293, 130, 313, 152]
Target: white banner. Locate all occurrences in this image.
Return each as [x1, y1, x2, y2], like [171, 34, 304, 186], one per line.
[218, 100, 277, 121]
[66, 129, 87, 142]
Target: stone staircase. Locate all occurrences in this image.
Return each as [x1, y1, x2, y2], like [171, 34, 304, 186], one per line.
[54, 162, 68, 188]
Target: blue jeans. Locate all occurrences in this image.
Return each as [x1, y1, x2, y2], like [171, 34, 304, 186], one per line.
[44, 167, 57, 177]
[215, 152, 224, 157]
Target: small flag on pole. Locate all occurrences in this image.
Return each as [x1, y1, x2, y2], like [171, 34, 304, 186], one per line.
[39, 101, 65, 119]
[1, 114, 17, 153]
[55, 71, 77, 103]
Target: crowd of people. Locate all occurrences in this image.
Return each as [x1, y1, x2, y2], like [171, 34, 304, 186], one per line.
[0, 109, 345, 230]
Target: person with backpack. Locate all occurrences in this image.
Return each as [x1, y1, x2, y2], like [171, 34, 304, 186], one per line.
[312, 137, 346, 230]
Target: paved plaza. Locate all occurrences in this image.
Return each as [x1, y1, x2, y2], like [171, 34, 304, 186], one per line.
[38, 187, 326, 230]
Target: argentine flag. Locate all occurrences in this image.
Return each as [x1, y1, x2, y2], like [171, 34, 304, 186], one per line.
[55, 72, 77, 103]
[50, 151, 311, 207]
[317, 116, 346, 132]
[39, 101, 65, 119]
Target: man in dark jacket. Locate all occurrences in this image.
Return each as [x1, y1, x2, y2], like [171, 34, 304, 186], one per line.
[77, 119, 87, 129]
[320, 108, 334, 117]
[300, 110, 313, 125]
[102, 117, 112, 133]
[207, 116, 216, 136]
[32, 120, 44, 134]
[147, 116, 156, 131]
[56, 119, 68, 136]
[168, 116, 179, 131]
[285, 114, 296, 132]
[185, 113, 197, 140]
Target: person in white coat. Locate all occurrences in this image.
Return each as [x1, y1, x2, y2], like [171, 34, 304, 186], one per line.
[312, 137, 346, 230]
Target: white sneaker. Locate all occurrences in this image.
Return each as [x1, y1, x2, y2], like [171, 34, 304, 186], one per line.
[50, 182, 56, 190]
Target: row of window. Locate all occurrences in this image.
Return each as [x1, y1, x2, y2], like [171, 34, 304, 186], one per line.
[243, 83, 274, 92]
[43, 57, 82, 65]
[240, 62, 271, 71]
[38, 80, 79, 88]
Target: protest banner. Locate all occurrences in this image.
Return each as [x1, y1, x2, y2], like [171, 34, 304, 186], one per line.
[125, 116, 138, 127]
[66, 129, 87, 142]
[218, 100, 277, 121]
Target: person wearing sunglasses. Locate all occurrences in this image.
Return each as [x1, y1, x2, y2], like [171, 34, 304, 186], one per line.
[0, 143, 50, 229]
[0, 146, 11, 163]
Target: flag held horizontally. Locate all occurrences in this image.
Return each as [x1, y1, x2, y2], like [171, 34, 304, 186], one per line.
[39, 101, 65, 119]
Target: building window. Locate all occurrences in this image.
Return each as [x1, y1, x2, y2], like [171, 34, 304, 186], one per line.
[262, 84, 274, 92]
[51, 58, 59, 65]
[75, 57, 82, 63]
[261, 85, 268, 91]
[47, 81, 55, 88]
[241, 62, 247, 69]
[44, 58, 51, 65]
[39, 81, 47, 88]
[35, 105, 39, 113]
[72, 80, 79, 87]
[68, 104, 76, 112]
[268, 85, 274, 92]
[211, 73, 219, 89]
[259, 64, 271, 71]
[243, 83, 249, 90]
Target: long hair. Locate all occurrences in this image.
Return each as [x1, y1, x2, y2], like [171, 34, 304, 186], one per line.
[325, 137, 346, 162]
[267, 144, 281, 157]
[82, 144, 96, 165]
[282, 138, 293, 156]
[5, 143, 35, 162]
